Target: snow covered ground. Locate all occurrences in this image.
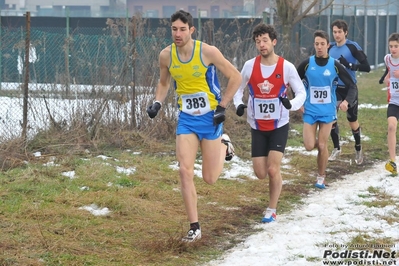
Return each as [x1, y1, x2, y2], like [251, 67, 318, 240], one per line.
[205, 159, 399, 266]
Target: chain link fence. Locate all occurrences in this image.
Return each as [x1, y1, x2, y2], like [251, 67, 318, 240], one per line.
[0, 13, 397, 143]
[0, 15, 174, 142]
[0, 14, 262, 143]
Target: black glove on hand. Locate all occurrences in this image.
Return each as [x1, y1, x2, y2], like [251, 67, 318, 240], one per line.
[213, 105, 226, 125]
[338, 55, 350, 68]
[146, 102, 161, 119]
[279, 97, 292, 110]
[379, 78, 384, 84]
[236, 104, 247, 117]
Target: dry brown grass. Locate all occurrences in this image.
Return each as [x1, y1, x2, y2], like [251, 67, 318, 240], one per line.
[0, 117, 281, 265]
[0, 138, 31, 171]
[0, 71, 392, 265]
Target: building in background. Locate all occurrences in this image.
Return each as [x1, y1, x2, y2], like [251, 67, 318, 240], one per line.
[326, 0, 398, 15]
[0, 0, 270, 18]
[0, 0, 397, 17]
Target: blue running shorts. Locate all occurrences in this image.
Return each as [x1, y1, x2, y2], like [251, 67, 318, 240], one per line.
[303, 113, 337, 125]
[176, 111, 223, 141]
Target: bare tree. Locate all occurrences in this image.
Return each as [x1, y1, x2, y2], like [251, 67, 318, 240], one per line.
[274, 0, 334, 64]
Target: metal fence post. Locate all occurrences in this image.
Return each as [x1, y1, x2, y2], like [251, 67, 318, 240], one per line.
[385, 2, 390, 56]
[397, 3, 399, 32]
[126, 9, 129, 46]
[0, 12, 2, 91]
[198, 9, 202, 40]
[375, 6, 379, 70]
[364, 9, 368, 66]
[22, 11, 30, 140]
[327, 5, 332, 41]
[130, 15, 137, 129]
[65, 7, 70, 95]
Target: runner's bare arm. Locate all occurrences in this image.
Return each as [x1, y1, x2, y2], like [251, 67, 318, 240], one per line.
[202, 43, 242, 108]
[154, 47, 172, 103]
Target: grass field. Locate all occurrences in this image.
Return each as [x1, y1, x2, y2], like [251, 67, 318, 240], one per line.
[0, 68, 395, 266]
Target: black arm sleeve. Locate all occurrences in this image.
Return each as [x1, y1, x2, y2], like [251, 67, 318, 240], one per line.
[348, 45, 371, 72]
[380, 67, 389, 83]
[296, 59, 310, 79]
[353, 52, 371, 72]
[335, 61, 358, 106]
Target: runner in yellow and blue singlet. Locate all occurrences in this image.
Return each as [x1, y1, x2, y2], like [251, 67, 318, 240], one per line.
[146, 10, 242, 242]
[170, 40, 223, 140]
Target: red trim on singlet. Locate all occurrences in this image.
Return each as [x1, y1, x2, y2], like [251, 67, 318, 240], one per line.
[248, 56, 286, 131]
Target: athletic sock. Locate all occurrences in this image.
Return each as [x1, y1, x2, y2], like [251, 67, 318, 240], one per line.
[352, 127, 361, 150]
[190, 222, 200, 231]
[330, 122, 340, 149]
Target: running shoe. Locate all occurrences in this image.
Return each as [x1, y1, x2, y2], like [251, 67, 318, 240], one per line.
[182, 228, 202, 242]
[261, 208, 277, 223]
[385, 160, 397, 175]
[315, 175, 326, 189]
[355, 148, 363, 165]
[328, 148, 341, 161]
[221, 134, 235, 161]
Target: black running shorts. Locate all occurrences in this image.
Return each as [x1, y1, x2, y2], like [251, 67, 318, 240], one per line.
[336, 86, 358, 123]
[387, 104, 399, 120]
[251, 123, 289, 157]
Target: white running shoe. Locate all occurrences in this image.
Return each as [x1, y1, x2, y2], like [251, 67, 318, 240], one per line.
[261, 208, 277, 223]
[315, 175, 326, 189]
[328, 148, 341, 161]
[182, 228, 201, 242]
[221, 134, 235, 161]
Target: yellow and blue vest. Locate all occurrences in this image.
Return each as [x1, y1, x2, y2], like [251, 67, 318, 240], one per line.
[169, 40, 221, 116]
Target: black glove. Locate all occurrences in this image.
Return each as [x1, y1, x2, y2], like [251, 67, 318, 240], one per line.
[338, 55, 350, 68]
[379, 78, 384, 84]
[279, 97, 292, 110]
[236, 104, 247, 117]
[213, 105, 226, 125]
[146, 101, 161, 119]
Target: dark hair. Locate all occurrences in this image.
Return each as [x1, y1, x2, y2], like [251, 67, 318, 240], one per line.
[331, 19, 348, 33]
[170, 10, 193, 28]
[252, 23, 278, 41]
[314, 30, 330, 43]
[388, 33, 399, 43]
